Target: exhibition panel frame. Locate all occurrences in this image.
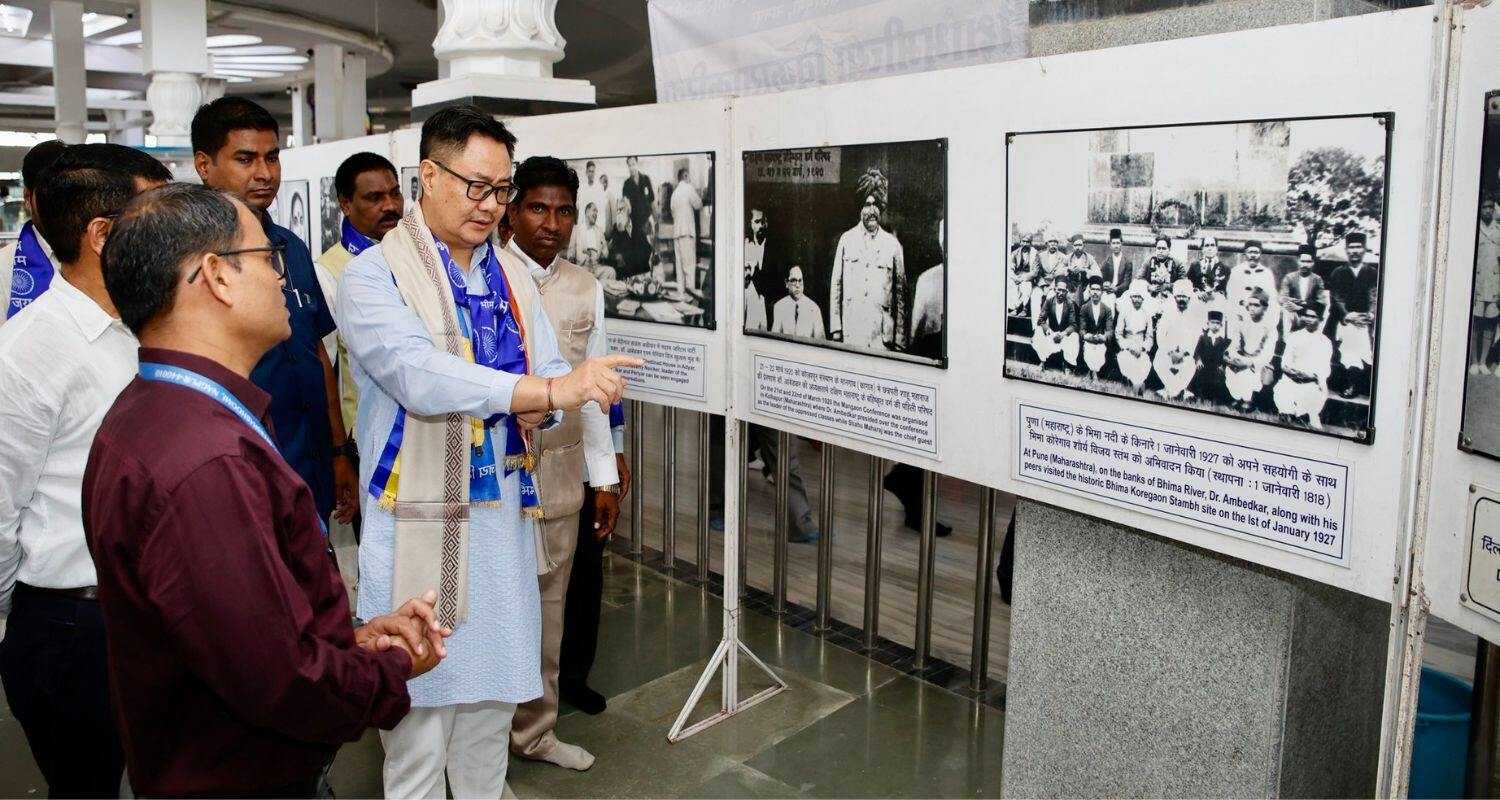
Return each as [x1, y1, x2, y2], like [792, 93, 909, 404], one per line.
[1420, 5, 1500, 646]
[277, 132, 397, 257]
[729, 8, 1439, 603]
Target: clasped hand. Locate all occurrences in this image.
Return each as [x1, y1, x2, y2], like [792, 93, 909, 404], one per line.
[354, 588, 453, 678]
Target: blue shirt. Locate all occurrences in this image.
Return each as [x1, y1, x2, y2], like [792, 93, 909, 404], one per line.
[251, 216, 337, 520]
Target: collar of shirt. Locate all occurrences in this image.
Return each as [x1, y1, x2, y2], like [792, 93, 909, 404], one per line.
[52, 272, 123, 342]
[506, 238, 556, 279]
[138, 346, 272, 423]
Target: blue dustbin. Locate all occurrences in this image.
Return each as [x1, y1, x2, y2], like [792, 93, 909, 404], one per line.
[1409, 667, 1472, 799]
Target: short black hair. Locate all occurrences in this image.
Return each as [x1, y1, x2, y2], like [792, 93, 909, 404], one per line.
[35, 144, 169, 264]
[334, 152, 398, 200]
[419, 105, 516, 162]
[21, 139, 67, 189]
[103, 184, 242, 334]
[512, 156, 578, 206]
[191, 96, 279, 157]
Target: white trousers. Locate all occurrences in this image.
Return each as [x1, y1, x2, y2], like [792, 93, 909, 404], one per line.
[673, 236, 697, 290]
[1274, 378, 1328, 419]
[1153, 352, 1196, 398]
[1033, 330, 1079, 365]
[1225, 365, 1262, 403]
[380, 701, 518, 800]
[1336, 322, 1372, 368]
[1082, 341, 1108, 374]
[1117, 349, 1152, 387]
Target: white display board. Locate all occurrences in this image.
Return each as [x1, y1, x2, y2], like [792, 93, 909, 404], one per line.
[730, 8, 1438, 601]
[1418, 5, 1500, 642]
[276, 132, 396, 257]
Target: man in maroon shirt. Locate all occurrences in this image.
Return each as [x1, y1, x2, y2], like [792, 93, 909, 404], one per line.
[82, 182, 449, 797]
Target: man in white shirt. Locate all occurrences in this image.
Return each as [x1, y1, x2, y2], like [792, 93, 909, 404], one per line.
[1224, 289, 1280, 412]
[669, 167, 704, 291]
[1227, 239, 1279, 317]
[576, 161, 608, 240]
[570, 202, 610, 275]
[1114, 281, 1155, 389]
[503, 156, 623, 772]
[744, 208, 773, 331]
[0, 140, 67, 323]
[1274, 302, 1334, 429]
[0, 144, 170, 796]
[1153, 280, 1205, 399]
[771, 265, 825, 338]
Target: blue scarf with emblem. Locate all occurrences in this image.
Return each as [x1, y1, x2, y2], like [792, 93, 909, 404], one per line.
[7, 222, 53, 318]
[340, 217, 376, 257]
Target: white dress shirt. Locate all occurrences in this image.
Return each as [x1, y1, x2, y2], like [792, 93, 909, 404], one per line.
[0, 274, 137, 612]
[509, 240, 620, 487]
[771, 294, 825, 338]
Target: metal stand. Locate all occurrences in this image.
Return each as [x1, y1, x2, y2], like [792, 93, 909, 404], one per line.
[863, 456, 886, 651]
[815, 444, 836, 633]
[772, 430, 790, 615]
[629, 400, 644, 557]
[663, 406, 677, 572]
[969, 488, 998, 691]
[913, 469, 937, 669]
[668, 417, 787, 743]
[697, 412, 712, 583]
[1467, 640, 1500, 798]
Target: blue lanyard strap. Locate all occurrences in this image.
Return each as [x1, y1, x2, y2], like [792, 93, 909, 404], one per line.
[139, 362, 329, 537]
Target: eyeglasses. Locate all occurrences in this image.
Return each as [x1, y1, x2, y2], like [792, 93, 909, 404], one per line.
[429, 160, 519, 204]
[188, 242, 287, 284]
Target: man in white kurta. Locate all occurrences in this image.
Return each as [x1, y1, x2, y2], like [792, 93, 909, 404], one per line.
[1225, 289, 1279, 409]
[337, 111, 636, 799]
[771, 266, 825, 338]
[1153, 280, 1204, 399]
[669, 169, 703, 291]
[829, 184, 906, 352]
[1226, 240, 1279, 317]
[1114, 281, 1155, 389]
[1274, 303, 1334, 428]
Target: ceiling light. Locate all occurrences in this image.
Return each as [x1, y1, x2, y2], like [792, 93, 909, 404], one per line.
[0, 4, 33, 38]
[81, 12, 127, 38]
[211, 68, 288, 77]
[206, 34, 263, 48]
[211, 55, 309, 66]
[98, 29, 141, 46]
[208, 45, 298, 56]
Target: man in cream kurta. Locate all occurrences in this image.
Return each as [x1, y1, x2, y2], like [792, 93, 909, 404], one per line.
[503, 157, 621, 771]
[829, 168, 906, 353]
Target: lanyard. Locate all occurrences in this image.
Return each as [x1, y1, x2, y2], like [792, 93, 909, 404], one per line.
[138, 362, 327, 536]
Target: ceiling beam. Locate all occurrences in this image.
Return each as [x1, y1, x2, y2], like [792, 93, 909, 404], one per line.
[0, 91, 149, 111]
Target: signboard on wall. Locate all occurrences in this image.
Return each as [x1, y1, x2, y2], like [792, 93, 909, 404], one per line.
[647, 0, 1028, 103]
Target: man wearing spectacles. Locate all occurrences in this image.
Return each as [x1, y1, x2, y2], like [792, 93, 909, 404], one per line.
[337, 105, 641, 798]
[0, 144, 170, 796]
[192, 97, 359, 534]
[770, 265, 825, 339]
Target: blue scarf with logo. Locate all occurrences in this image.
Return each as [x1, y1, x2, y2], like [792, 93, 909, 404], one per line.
[340, 217, 376, 257]
[7, 222, 53, 318]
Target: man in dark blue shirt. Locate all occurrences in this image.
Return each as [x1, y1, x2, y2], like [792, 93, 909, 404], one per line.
[191, 97, 355, 523]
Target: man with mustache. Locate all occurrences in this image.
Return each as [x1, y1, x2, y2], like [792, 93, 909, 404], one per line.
[829, 167, 906, 352]
[192, 98, 358, 530]
[744, 207, 770, 331]
[315, 152, 404, 482]
[1008, 233, 1039, 315]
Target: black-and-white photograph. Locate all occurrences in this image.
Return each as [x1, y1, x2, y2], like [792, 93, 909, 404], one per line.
[743, 139, 947, 366]
[401, 166, 421, 206]
[1462, 92, 1500, 458]
[1004, 115, 1389, 442]
[318, 176, 340, 254]
[562, 152, 716, 329]
[275, 179, 310, 250]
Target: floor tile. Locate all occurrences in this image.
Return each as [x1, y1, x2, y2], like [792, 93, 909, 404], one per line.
[606, 656, 854, 764]
[747, 677, 1005, 798]
[508, 710, 739, 799]
[691, 763, 809, 799]
[586, 581, 723, 700]
[738, 616, 904, 700]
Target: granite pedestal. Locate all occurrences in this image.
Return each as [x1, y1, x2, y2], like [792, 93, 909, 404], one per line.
[1001, 500, 1388, 798]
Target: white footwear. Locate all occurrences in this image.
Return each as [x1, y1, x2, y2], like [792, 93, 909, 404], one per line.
[538, 740, 595, 771]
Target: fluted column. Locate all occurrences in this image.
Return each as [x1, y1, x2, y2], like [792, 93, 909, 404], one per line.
[141, 0, 208, 147]
[413, 0, 593, 116]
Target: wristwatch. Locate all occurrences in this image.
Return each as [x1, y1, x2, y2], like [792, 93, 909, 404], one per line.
[595, 483, 621, 494]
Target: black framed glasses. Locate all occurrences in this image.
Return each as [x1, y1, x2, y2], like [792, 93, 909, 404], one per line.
[429, 159, 519, 204]
[188, 242, 287, 284]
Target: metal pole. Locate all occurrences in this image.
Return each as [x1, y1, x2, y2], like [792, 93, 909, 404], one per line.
[815, 443, 836, 633]
[969, 488, 998, 691]
[629, 399, 644, 558]
[698, 412, 712, 583]
[663, 407, 677, 572]
[737, 422, 750, 604]
[772, 430, 791, 615]
[913, 469, 938, 669]
[1466, 641, 1500, 798]
[863, 456, 885, 651]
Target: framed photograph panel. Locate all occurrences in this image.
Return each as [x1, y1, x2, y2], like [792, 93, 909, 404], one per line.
[742, 139, 948, 367]
[1003, 114, 1391, 443]
[562, 152, 716, 330]
[275, 179, 311, 250]
[1461, 91, 1500, 460]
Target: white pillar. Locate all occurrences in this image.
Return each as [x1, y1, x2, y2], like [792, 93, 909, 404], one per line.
[289, 82, 312, 147]
[141, 0, 208, 148]
[340, 54, 367, 138]
[199, 77, 227, 104]
[105, 109, 147, 146]
[413, 0, 594, 111]
[313, 42, 345, 142]
[436, 1, 451, 79]
[50, 1, 87, 144]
